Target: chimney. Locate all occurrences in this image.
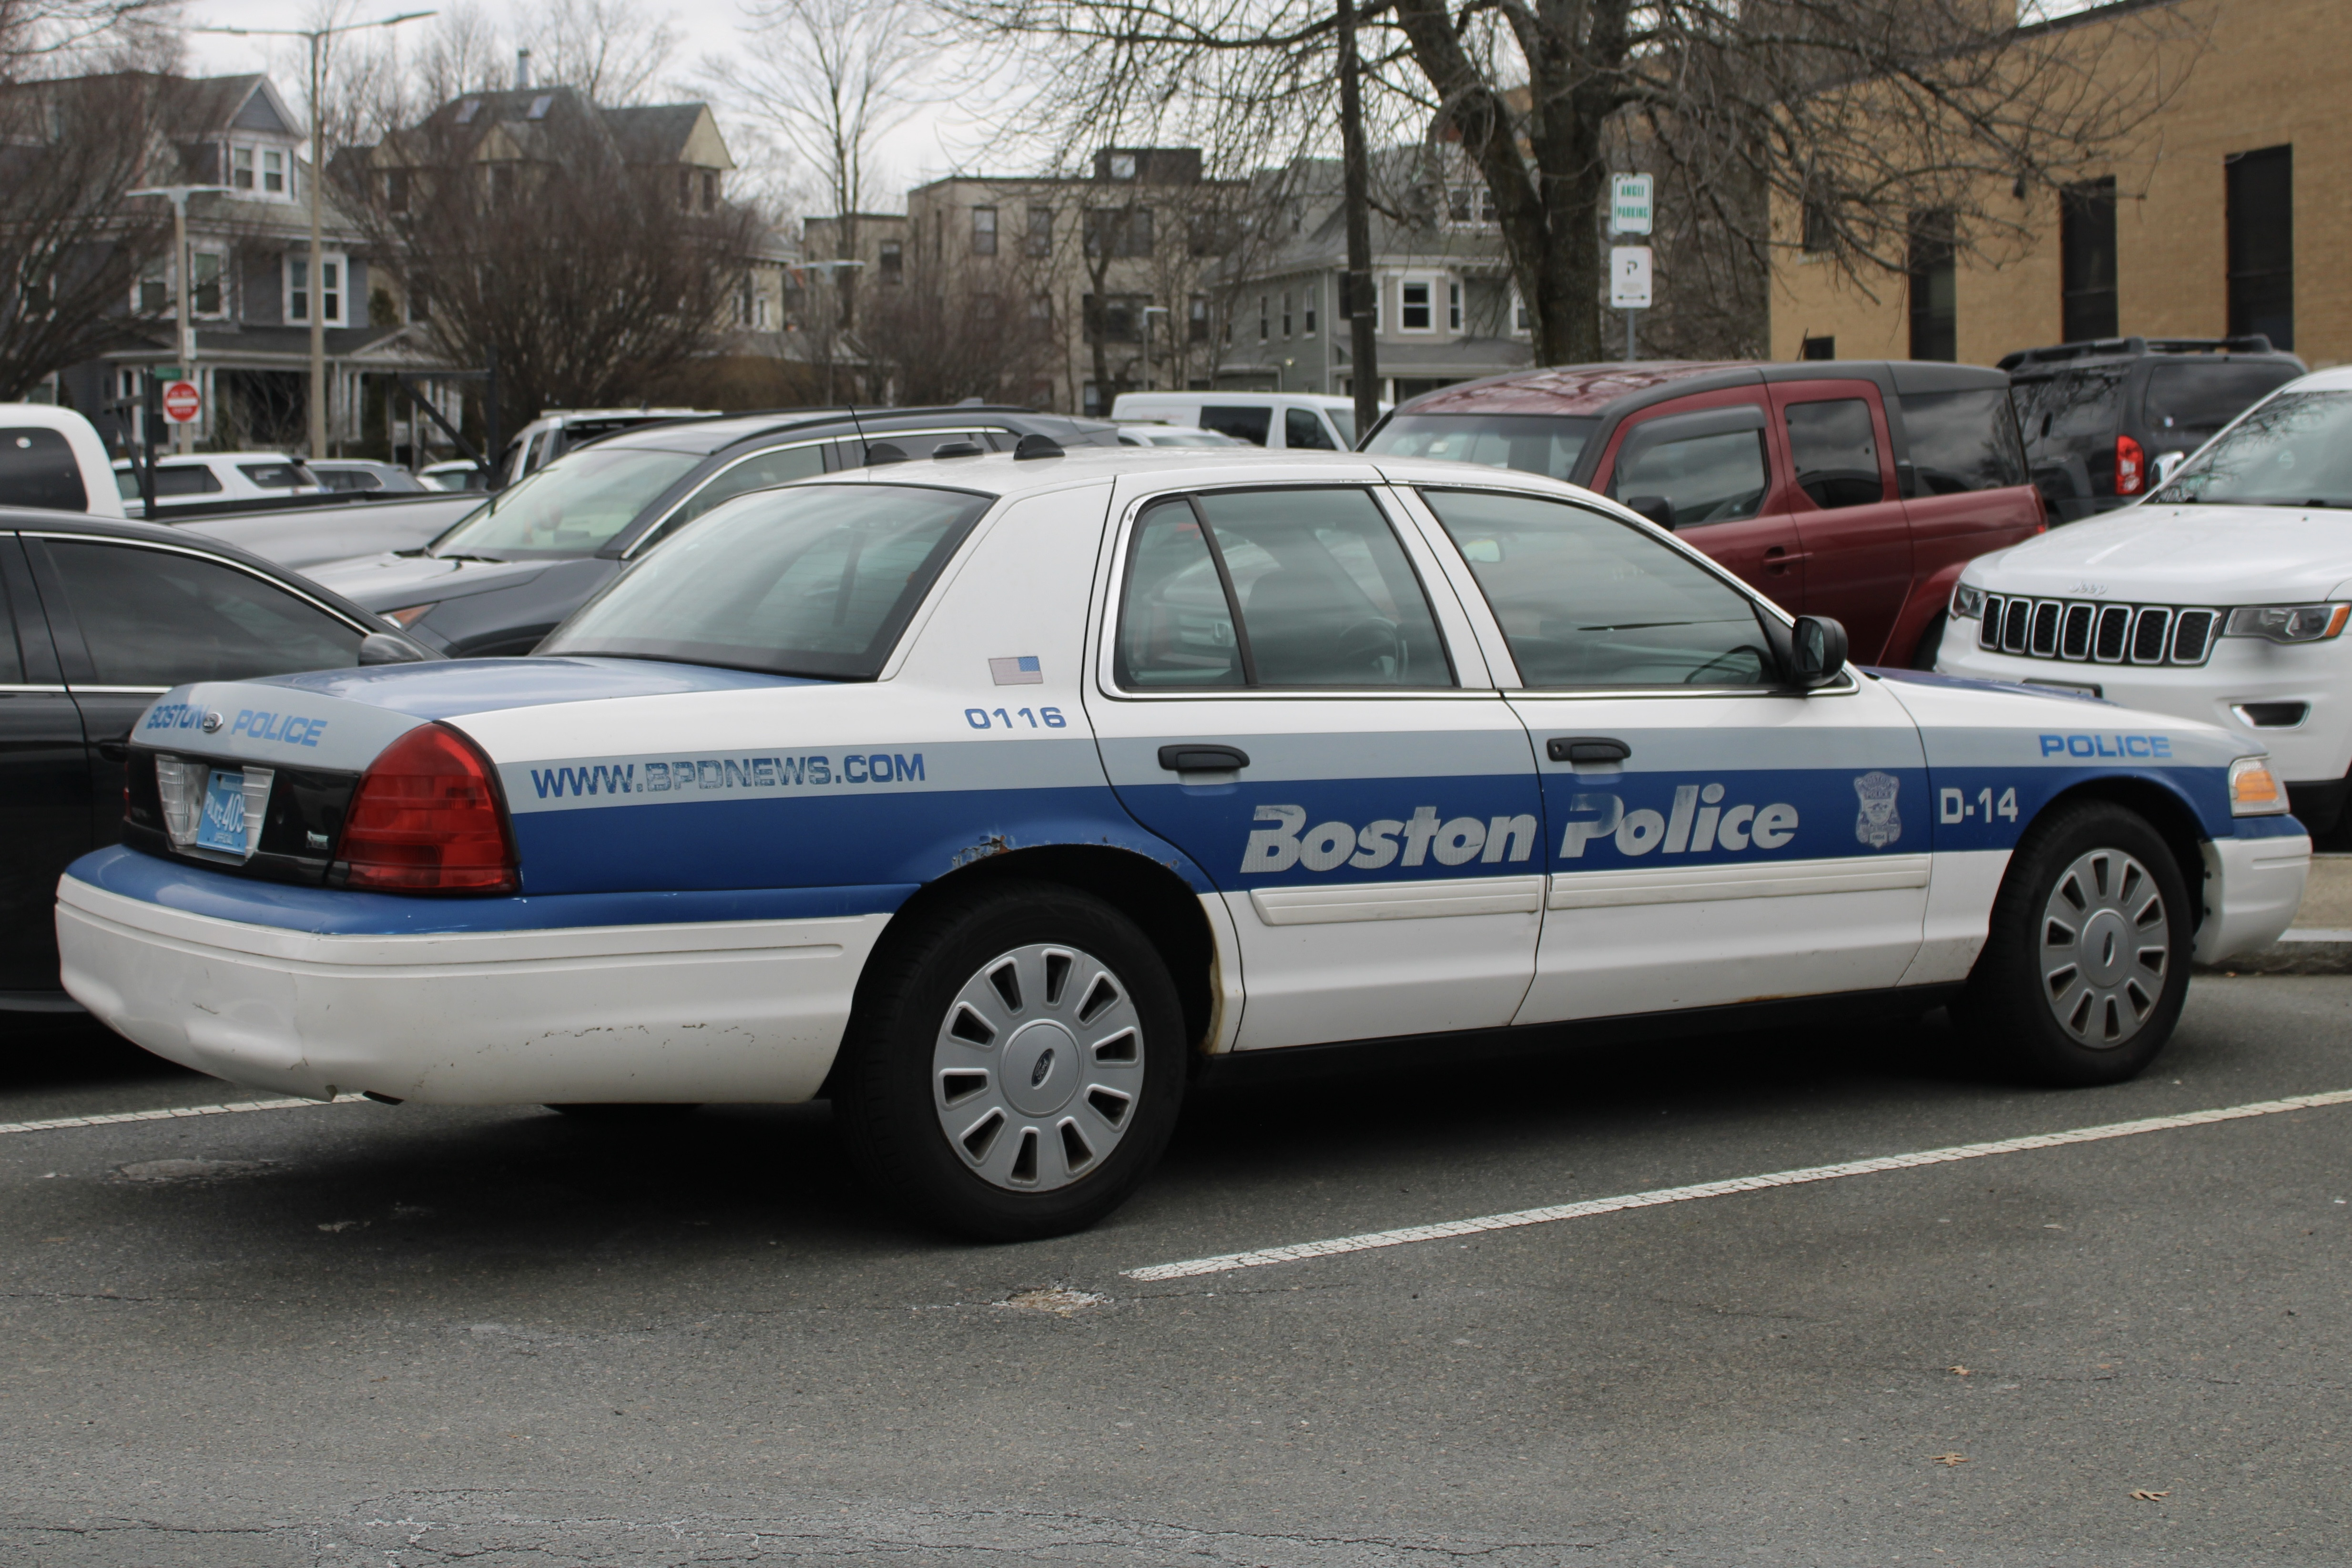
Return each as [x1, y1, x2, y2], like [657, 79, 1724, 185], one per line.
[516, 49, 532, 89]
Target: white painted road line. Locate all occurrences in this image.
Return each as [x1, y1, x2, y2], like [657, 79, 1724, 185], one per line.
[1125, 1088, 2352, 1282]
[0, 1094, 367, 1138]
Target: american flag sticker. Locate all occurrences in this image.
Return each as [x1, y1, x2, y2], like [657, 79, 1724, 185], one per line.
[989, 656, 1043, 685]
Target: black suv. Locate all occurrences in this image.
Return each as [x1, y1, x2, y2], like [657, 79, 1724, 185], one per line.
[307, 406, 1120, 657]
[2002, 335, 2305, 522]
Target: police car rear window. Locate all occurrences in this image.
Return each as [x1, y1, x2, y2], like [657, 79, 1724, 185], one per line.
[540, 483, 990, 679]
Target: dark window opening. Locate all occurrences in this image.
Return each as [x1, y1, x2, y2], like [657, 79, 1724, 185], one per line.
[1907, 210, 1956, 363]
[2060, 177, 2118, 343]
[1799, 336, 1835, 361]
[2226, 145, 2292, 351]
[1802, 199, 1836, 254]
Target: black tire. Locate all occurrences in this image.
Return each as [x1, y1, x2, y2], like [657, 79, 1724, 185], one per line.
[833, 879, 1187, 1241]
[1910, 613, 1947, 672]
[1954, 799, 2192, 1086]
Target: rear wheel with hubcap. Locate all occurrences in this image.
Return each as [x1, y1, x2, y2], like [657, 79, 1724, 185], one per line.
[835, 881, 1186, 1240]
[1955, 799, 2191, 1085]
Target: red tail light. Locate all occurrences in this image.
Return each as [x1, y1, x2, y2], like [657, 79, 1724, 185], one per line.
[2116, 433, 2146, 495]
[336, 722, 519, 893]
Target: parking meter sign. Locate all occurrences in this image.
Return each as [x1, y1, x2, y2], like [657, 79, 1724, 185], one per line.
[1610, 247, 1654, 309]
[161, 380, 201, 424]
[1610, 174, 1653, 235]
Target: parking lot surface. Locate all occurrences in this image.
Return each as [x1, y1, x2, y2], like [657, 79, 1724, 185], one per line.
[3, 978, 2348, 1567]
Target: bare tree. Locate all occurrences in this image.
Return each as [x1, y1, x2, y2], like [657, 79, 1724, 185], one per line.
[701, 0, 919, 319]
[859, 241, 1060, 405]
[0, 0, 177, 85]
[943, 0, 2200, 365]
[517, 0, 681, 105]
[343, 101, 763, 423]
[0, 71, 173, 399]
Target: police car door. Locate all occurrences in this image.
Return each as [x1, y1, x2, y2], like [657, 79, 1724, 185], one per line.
[1399, 484, 1931, 1022]
[1086, 478, 1546, 1051]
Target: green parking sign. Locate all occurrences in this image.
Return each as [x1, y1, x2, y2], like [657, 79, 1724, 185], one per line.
[1610, 174, 1652, 236]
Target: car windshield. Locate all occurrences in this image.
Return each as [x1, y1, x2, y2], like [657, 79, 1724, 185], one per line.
[2151, 391, 2352, 509]
[427, 448, 702, 558]
[1365, 414, 1597, 481]
[540, 482, 992, 678]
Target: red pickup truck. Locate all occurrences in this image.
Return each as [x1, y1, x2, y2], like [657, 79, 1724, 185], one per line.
[1362, 360, 2045, 669]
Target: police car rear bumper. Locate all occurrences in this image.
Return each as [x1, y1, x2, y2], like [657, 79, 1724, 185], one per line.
[56, 874, 886, 1105]
[2198, 826, 2310, 965]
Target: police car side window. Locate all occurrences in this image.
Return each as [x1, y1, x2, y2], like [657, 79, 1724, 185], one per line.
[1116, 488, 1454, 690]
[1419, 489, 1775, 689]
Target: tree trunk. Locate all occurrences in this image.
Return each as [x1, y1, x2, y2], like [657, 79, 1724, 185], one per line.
[1338, 0, 1378, 431]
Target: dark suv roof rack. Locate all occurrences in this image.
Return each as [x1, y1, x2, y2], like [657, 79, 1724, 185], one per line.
[1997, 335, 2275, 371]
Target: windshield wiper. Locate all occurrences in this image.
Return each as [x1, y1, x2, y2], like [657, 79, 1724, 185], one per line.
[427, 551, 509, 564]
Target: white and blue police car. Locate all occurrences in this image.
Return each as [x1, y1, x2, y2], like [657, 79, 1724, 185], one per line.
[58, 444, 2310, 1238]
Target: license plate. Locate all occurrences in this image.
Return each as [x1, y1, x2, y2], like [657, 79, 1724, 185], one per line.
[195, 769, 250, 855]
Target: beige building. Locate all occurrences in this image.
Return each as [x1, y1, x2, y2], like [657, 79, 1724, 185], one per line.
[1770, 0, 2351, 369]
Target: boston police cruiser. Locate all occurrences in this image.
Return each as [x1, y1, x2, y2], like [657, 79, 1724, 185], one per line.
[58, 441, 2310, 1239]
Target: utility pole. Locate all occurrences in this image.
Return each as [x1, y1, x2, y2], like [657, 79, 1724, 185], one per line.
[1337, 0, 1378, 440]
[126, 184, 232, 453]
[195, 11, 434, 460]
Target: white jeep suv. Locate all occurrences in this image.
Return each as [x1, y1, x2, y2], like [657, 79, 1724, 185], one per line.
[1940, 365, 2352, 830]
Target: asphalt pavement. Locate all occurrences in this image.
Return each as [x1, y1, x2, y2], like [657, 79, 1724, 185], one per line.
[3, 977, 2348, 1567]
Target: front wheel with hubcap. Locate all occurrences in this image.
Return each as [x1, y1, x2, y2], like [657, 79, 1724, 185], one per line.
[834, 881, 1186, 1240]
[1955, 800, 2192, 1086]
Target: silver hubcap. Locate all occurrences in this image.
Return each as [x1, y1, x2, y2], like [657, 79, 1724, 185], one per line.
[932, 943, 1145, 1192]
[2040, 847, 2170, 1048]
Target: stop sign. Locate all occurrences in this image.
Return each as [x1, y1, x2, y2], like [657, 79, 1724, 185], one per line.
[161, 379, 201, 424]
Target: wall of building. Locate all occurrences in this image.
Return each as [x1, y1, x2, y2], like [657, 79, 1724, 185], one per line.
[1770, 0, 2351, 368]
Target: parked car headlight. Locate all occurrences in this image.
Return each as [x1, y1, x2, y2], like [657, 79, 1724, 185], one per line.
[2227, 755, 2289, 816]
[1950, 582, 1986, 620]
[2222, 602, 2351, 643]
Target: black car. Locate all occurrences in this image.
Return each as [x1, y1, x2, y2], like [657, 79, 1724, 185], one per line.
[2001, 335, 2306, 521]
[0, 512, 431, 1009]
[308, 406, 1124, 657]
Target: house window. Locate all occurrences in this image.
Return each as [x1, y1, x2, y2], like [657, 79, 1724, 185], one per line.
[1027, 205, 1052, 256]
[1399, 278, 1434, 332]
[1511, 292, 1529, 335]
[2226, 144, 2292, 350]
[1282, 291, 1292, 338]
[1082, 294, 1145, 343]
[1084, 208, 1151, 258]
[972, 206, 998, 255]
[1302, 283, 1316, 337]
[1031, 293, 1052, 321]
[135, 266, 167, 315]
[1189, 293, 1209, 344]
[703, 171, 720, 211]
[1107, 153, 1137, 181]
[1257, 294, 1268, 342]
[2059, 177, 2117, 342]
[1906, 210, 1956, 363]
[1800, 335, 1835, 360]
[190, 251, 225, 317]
[1448, 280, 1462, 331]
[263, 148, 286, 195]
[232, 145, 254, 190]
[286, 252, 346, 325]
[1802, 197, 1837, 253]
[382, 169, 409, 212]
[879, 241, 902, 284]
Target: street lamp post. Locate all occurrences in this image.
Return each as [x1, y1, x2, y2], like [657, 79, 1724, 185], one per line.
[193, 11, 434, 460]
[126, 183, 233, 453]
[794, 259, 864, 403]
[1140, 305, 1170, 392]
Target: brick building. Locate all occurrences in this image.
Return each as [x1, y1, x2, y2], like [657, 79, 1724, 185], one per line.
[1770, 0, 2351, 369]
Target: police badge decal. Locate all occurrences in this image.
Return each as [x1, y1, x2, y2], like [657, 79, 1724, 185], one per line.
[1853, 771, 1902, 848]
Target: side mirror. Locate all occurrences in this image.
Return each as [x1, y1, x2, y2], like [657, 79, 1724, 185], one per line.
[358, 631, 434, 665]
[1625, 493, 1676, 529]
[1791, 615, 1848, 688]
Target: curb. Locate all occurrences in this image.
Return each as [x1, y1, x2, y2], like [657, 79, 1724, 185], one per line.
[2197, 928, 2352, 978]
